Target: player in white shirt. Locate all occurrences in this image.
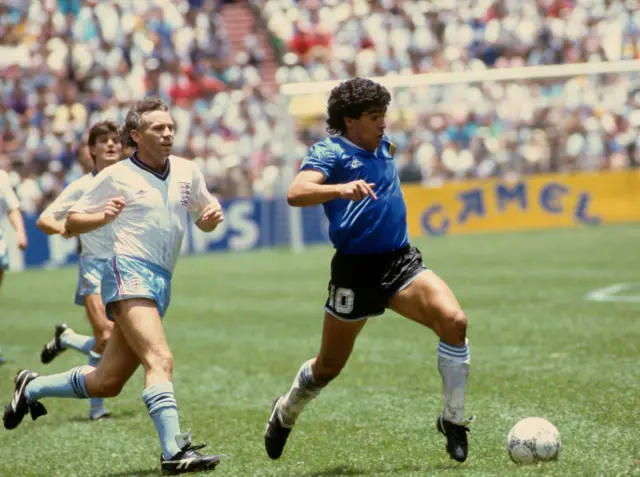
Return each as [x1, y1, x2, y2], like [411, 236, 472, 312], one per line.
[0, 169, 27, 283]
[0, 167, 28, 365]
[36, 120, 122, 420]
[3, 98, 224, 475]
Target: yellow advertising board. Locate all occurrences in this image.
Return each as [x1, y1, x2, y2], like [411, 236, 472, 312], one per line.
[401, 170, 640, 237]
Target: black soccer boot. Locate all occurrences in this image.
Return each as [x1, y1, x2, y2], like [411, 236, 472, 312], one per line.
[160, 431, 220, 475]
[3, 370, 48, 430]
[40, 323, 70, 364]
[437, 414, 474, 463]
[264, 397, 293, 460]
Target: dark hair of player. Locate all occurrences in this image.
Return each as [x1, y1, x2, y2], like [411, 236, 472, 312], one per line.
[326, 78, 391, 136]
[87, 120, 120, 148]
[121, 97, 170, 148]
[87, 120, 120, 161]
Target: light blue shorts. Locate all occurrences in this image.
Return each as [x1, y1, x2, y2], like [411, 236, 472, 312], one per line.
[0, 229, 8, 270]
[101, 255, 172, 320]
[74, 257, 108, 306]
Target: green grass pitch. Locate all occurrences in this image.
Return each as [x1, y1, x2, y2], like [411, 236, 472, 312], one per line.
[1, 224, 639, 477]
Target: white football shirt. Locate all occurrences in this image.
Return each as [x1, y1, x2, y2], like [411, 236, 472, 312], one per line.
[70, 154, 214, 272]
[40, 172, 113, 259]
[0, 170, 20, 223]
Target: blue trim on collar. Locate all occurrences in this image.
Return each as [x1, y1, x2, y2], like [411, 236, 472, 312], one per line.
[130, 152, 170, 181]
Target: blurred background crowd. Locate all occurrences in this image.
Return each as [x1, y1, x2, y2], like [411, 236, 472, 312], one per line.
[1, 0, 639, 213]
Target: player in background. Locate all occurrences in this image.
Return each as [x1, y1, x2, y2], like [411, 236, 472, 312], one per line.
[264, 78, 474, 463]
[3, 97, 224, 476]
[36, 121, 123, 420]
[0, 167, 28, 365]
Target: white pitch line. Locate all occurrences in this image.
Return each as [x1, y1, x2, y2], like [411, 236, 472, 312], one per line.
[584, 283, 640, 303]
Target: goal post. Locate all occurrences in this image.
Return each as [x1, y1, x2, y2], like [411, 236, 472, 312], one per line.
[279, 59, 640, 252]
[280, 59, 640, 96]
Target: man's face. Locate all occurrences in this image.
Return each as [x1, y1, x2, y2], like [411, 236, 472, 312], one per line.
[345, 108, 387, 152]
[134, 110, 175, 159]
[90, 131, 122, 172]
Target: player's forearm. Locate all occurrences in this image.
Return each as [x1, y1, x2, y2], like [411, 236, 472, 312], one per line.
[36, 215, 66, 235]
[66, 212, 108, 235]
[287, 182, 341, 207]
[8, 209, 26, 239]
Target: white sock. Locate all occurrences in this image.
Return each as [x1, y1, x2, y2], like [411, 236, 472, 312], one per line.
[438, 339, 470, 424]
[279, 359, 326, 426]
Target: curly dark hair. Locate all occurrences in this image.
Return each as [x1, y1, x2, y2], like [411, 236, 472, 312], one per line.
[326, 78, 391, 135]
[121, 97, 169, 148]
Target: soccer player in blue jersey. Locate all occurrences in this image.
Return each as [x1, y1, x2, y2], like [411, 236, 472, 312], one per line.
[265, 78, 474, 463]
[3, 98, 223, 475]
[36, 120, 123, 420]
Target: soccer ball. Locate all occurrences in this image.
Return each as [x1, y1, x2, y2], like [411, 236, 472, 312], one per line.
[506, 417, 561, 464]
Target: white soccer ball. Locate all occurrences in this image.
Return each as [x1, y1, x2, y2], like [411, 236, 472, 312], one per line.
[506, 417, 561, 464]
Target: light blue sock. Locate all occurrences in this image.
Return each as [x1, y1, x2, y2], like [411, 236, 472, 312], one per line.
[143, 382, 182, 459]
[61, 331, 95, 356]
[24, 366, 89, 403]
[88, 352, 108, 418]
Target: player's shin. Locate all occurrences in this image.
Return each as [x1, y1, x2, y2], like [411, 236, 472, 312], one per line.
[61, 330, 96, 355]
[143, 382, 182, 459]
[437, 339, 470, 424]
[279, 359, 328, 426]
[24, 366, 91, 403]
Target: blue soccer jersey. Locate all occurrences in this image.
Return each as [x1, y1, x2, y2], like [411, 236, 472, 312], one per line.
[300, 136, 409, 254]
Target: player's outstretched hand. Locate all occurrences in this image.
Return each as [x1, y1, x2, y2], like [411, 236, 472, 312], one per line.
[339, 180, 377, 202]
[200, 202, 224, 229]
[104, 197, 126, 223]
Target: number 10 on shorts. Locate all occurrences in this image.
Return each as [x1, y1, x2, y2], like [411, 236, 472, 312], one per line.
[328, 285, 355, 314]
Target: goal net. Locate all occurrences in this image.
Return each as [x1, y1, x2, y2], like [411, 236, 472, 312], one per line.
[279, 59, 640, 252]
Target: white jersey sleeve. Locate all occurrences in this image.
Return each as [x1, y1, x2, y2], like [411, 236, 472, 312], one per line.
[0, 170, 20, 214]
[70, 170, 119, 215]
[188, 166, 214, 221]
[40, 175, 92, 221]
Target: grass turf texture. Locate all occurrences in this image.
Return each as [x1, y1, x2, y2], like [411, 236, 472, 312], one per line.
[1, 224, 639, 477]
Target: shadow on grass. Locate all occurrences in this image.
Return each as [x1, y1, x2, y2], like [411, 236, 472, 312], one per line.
[105, 470, 158, 477]
[297, 463, 460, 477]
[66, 408, 139, 423]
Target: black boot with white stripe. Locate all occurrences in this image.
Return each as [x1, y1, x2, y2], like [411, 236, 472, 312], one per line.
[160, 431, 220, 475]
[3, 370, 48, 430]
[40, 323, 69, 364]
[264, 396, 293, 460]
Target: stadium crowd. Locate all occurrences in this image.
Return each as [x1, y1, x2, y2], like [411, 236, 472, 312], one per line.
[0, 0, 639, 212]
[262, 0, 640, 82]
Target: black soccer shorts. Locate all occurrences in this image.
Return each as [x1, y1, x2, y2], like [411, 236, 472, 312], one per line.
[324, 246, 427, 321]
